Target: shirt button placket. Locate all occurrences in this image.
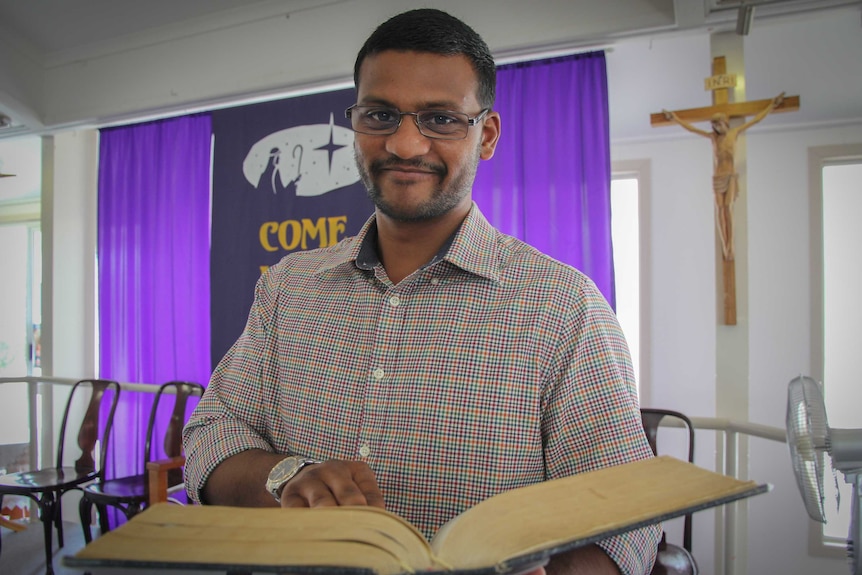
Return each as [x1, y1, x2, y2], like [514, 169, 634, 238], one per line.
[365, 290, 404, 466]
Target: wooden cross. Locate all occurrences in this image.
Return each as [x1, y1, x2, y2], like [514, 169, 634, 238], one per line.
[651, 56, 799, 325]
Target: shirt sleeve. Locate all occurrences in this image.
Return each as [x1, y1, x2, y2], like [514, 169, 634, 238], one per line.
[182, 268, 283, 505]
[541, 276, 660, 575]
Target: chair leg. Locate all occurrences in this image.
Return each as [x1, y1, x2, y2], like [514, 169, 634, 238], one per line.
[54, 492, 64, 548]
[40, 494, 56, 575]
[124, 501, 145, 521]
[79, 495, 94, 544]
[97, 503, 110, 536]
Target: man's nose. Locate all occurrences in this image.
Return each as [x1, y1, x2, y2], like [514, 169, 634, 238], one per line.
[384, 115, 432, 159]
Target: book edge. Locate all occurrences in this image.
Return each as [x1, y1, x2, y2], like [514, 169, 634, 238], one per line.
[62, 483, 771, 575]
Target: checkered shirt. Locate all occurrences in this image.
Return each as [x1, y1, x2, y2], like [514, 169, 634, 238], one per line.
[183, 203, 659, 574]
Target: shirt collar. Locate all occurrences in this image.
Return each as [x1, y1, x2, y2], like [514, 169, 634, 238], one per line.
[320, 203, 502, 283]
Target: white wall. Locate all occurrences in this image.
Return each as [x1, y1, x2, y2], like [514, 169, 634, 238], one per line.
[612, 119, 862, 575]
[41, 130, 98, 383]
[747, 124, 862, 575]
[604, 9, 862, 572]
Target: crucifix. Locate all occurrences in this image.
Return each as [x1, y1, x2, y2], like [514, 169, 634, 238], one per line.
[651, 56, 799, 325]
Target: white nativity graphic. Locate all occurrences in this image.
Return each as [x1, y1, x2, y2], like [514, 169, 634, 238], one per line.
[243, 113, 359, 197]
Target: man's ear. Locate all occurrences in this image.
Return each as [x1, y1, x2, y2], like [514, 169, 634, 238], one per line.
[479, 111, 501, 161]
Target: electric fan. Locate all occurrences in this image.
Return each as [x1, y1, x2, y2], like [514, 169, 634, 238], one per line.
[787, 375, 862, 574]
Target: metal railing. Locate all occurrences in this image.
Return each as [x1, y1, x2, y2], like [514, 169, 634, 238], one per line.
[1, 376, 789, 574]
[0, 376, 196, 470]
[689, 416, 787, 575]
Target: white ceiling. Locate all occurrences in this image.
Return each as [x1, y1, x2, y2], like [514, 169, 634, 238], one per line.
[0, 0, 258, 55]
[0, 0, 858, 141]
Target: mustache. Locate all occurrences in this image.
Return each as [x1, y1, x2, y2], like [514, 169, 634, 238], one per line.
[370, 157, 446, 178]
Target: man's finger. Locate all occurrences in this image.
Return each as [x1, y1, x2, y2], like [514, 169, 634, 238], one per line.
[328, 481, 372, 506]
[281, 472, 339, 508]
[280, 492, 310, 508]
[351, 465, 385, 509]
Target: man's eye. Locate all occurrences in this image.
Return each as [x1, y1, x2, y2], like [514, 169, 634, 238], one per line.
[426, 113, 459, 126]
[367, 109, 397, 123]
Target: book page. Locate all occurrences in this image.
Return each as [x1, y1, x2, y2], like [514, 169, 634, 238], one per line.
[71, 503, 438, 575]
[430, 456, 764, 569]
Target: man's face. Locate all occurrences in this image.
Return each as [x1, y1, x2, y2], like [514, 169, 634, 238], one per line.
[711, 115, 729, 134]
[353, 51, 500, 222]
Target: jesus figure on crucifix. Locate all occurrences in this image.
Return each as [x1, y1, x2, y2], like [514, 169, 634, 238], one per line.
[663, 91, 784, 261]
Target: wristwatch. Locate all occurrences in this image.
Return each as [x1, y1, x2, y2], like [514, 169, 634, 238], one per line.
[265, 456, 320, 502]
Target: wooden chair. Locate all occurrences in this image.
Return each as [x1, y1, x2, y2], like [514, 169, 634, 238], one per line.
[0, 379, 121, 575]
[147, 454, 188, 506]
[79, 380, 204, 541]
[640, 408, 699, 575]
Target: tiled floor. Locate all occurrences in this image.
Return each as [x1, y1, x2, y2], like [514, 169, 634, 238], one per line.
[1, 519, 247, 574]
[1, 519, 91, 575]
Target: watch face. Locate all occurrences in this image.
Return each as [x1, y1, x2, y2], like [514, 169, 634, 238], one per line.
[267, 457, 302, 489]
[270, 457, 301, 483]
[266, 456, 298, 496]
[266, 456, 320, 500]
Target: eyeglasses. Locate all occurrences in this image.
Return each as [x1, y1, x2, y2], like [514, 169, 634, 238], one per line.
[345, 105, 489, 140]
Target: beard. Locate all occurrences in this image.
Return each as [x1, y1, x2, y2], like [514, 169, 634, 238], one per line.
[354, 144, 481, 223]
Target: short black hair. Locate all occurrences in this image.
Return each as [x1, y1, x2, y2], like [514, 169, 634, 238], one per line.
[353, 8, 496, 109]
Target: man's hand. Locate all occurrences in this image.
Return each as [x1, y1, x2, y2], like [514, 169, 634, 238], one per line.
[280, 459, 385, 509]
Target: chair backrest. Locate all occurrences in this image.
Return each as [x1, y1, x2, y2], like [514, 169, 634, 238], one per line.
[55, 379, 121, 475]
[640, 408, 696, 553]
[143, 381, 205, 487]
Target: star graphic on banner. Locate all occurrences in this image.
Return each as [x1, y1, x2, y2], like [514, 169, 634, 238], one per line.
[315, 113, 346, 174]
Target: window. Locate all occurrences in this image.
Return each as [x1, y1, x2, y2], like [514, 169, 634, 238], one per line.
[0, 137, 41, 521]
[611, 177, 640, 383]
[809, 144, 862, 555]
[0, 224, 41, 379]
[821, 160, 862, 541]
[611, 159, 651, 398]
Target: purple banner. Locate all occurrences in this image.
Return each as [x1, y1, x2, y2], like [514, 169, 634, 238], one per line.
[473, 52, 614, 308]
[211, 89, 372, 367]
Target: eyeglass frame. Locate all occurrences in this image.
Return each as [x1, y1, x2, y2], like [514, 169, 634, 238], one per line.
[344, 104, 490, 140]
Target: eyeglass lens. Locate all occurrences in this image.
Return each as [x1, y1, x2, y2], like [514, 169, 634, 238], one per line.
[347, 106, 472, 139]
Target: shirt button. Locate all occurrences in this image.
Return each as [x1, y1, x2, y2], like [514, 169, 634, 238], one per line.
[372, 367, 385, 380]
[359, 444, 371, 457]
[389, 295, 401, 307]
[430, 277, 440, 285]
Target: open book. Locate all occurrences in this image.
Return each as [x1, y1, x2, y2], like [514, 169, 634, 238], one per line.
[65, 455, 769, 575]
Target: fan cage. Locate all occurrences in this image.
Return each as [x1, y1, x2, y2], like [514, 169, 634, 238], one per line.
[787, 376, 830, 522]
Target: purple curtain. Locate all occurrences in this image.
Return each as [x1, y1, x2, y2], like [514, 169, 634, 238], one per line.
[97, 114, 212, 518]
[473, 51, 615, 308]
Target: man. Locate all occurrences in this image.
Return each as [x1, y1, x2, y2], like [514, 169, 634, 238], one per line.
[663, 92, 784, 261]
[183, 8, 659, 575]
